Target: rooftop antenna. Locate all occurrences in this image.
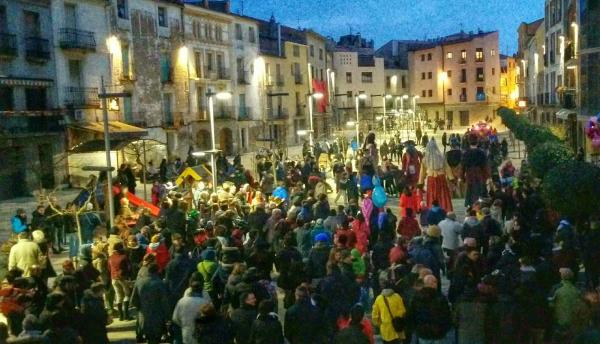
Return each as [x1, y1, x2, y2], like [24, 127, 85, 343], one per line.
[240, 0, 244, 15]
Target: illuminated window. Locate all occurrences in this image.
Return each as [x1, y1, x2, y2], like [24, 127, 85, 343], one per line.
[447, 52, 453, 59]
[475, 48, 484, 62]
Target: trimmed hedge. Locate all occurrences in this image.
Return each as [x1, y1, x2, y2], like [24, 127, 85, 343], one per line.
[542, 160, 600, 221]
[499, 107, 600, 221]
[528, 141, 575, 179]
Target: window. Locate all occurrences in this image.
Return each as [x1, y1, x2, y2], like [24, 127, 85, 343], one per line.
[401, 75, 406, 89]
[476, 86, 485, 100]
[206, 52, 213, 71]
[421, 72, 426, 80]
[460, 69, 467, 83]
[447, 52, 453, 59]
[117, 0, 128, 19]
[475, 48, 484, 62]
[421, 54, 425, 61]
[427, 53, 432, 60]
[361, 72, 373, 83]
[428, 89, 433, 97]
[215, 25, 223, 42]
[160, 53, 172, 82]
[123, 98, 133, 123]
[235, 24, 242, 40]
[447, 88, 452, 96]
[386, 76, 391, 88]
[293, 45, 300, 57]
[158, 7, 167, 27]
[460, 50, 466, 63]
[121, 44, 130, 76]
[248, 27, 256, 43]
[310, 45, 314, 57]
[428, 72, 432, 79]
[23, 10, 40, 36]
[346, 72, 352, 83]
[0, 87, 14, 111]
[492, 86, 496, 94]
[320, 69, 323, 81]
[0, 6, 6, 32]
[460, 88, 467, 102]
[194, 52, 203, 78]
[319, 48, 323, 60]
[25, 88, 47, 110]
[490, 49, 496, 56]
[447, 70, 452, 78]
[476, 67, 484, 81]
[422, 90, 426, 97]
[492, 67, 495, 76]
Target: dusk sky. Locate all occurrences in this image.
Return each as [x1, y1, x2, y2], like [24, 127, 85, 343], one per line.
[232, 0, 544, 55]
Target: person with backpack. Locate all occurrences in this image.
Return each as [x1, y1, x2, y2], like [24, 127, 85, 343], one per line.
[372, 282, 407, 343]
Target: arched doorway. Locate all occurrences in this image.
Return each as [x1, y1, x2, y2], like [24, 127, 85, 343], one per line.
[219, 128, 233, 155]
[196, 129, 211, 151]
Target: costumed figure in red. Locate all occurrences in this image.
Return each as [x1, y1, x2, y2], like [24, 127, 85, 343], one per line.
[462, 133, 490, 207]
[402, 141, 422, 188]
[419, 138, 453, 212]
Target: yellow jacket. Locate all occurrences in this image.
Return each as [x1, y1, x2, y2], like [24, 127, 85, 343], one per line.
[372, 291, 407, 341]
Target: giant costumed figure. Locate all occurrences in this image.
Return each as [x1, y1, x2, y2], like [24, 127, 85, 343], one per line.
[419, 138, 453, 212]
[445, 139, 463, 198]
[462, 133, 490, 207]
[402, 141, 422, 188]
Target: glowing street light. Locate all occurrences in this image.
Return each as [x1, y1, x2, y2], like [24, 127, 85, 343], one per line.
[354, 93, 368, 146]
[206, 90, 232, 193]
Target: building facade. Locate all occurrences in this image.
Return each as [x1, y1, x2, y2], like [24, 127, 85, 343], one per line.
[408, 31, 501, 127]
[500, 55, 519, 109]
[0, 0, 66, 199]
[332, 34, 385, 134]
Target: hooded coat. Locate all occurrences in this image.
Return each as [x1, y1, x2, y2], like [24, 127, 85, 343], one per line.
[132, 273, 169, 341]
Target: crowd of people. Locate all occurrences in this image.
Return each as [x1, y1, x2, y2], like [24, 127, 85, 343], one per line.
[2, 127, 600, 344]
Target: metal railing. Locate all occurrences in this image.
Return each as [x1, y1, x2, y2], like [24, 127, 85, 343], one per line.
[268, 107, 289, 119]
[238, 106, 252, 120]
[459, 94, 467, 102]
[59, 28, 96, 51]
[217, 67, 230, 80]
[0, 33, 17, 57]
[215, 105, 234, 119]
[294, 73, 303, 84]
[276, 74, 285, 86]
[25, 37, 50, 60]
[64, 87, 100, 108]
[476, 93, 486, 101]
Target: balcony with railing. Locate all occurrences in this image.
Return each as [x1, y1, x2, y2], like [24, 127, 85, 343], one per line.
[214, 105, 234, 119]
[294, 73, 303, 85]
[476, 92, 487, 102]
[64, 87, 100, 108]
[217, 67, 230, 80]
[59, 28, 96, 51]
[0, 114, 64, 136]
[238, 106, 252, 120]
[459, 94, 467, 102]
[237, 70, 250, 85]
[276, 74, 285, 86]
[0, 32, 17, 57]
[268, 107, 288, 120]
[25, 37, 50, 61]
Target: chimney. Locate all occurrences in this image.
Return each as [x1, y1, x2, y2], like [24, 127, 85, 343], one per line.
[224, 0, 231, 13]
[203, 0, 209, 9]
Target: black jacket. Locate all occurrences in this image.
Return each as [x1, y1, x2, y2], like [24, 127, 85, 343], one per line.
[80, 290, 109, 344]
[249, 314, 284, 344]
[195, 314, 233, 344]
[333, 324, 370, 344]
[229, 305, 257, 344]
[284, 300, 326, 344]
[409, 287, 452, 340]
[307, 244, 330, 279]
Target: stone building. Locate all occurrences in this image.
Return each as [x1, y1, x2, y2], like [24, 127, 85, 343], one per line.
[0, 0, 66, 199]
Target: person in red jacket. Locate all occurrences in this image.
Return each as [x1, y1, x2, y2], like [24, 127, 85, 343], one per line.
[146, 234, 170, 274]
[108, 242, 132, 320]
[351, 213, 370, 255]
[397, 208, 421, 241]
[399, 186, 420, 218]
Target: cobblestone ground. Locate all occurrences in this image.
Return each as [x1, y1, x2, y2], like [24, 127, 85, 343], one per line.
[1, 125, 526, 343]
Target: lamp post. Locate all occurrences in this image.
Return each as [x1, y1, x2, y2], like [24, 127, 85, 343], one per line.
[382, 94, 392, 140]
[206, 90, 232, 194]
[412, 95, 420, 131]
[354, 93, 368, 147]
[440, 71, 447, 126]
[307, 92, 324, 155]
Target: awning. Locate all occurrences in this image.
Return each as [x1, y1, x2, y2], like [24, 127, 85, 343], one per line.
[0, 77, 54, 87]
[69, 139, 132, 154]
[556, 108, 577, 120]
[69, 121, 148, 139]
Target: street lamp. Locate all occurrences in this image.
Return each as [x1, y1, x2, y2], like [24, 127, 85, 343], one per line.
[440, 71, 448, 125]
[207, 90, 232, 194]
[307, 92, 324, 155]
[412, 95, 420, 132]
[355, 93, 368, 147]
[378, 94, 393, 141]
